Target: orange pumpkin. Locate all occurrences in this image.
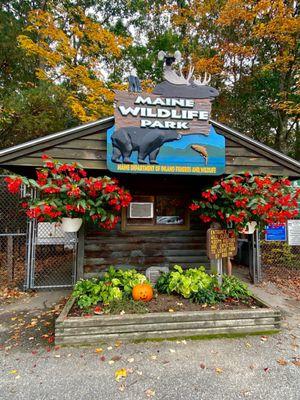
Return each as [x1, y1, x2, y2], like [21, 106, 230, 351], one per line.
[132, 283, 153, 302]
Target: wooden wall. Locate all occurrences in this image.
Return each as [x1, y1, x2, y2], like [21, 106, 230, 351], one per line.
[83, 174, 211, 278]
[4, 122, 298, 176]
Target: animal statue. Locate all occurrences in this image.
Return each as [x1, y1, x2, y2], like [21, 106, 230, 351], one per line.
[111, 126, 181, 165]
[127, 68, 142, 92]
[158, 50, 211, 87]
[191, 144, 208, 165]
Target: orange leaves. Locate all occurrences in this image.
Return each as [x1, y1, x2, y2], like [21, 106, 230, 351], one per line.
[217, 0, 254, 26]
[17, 5, 131, 123]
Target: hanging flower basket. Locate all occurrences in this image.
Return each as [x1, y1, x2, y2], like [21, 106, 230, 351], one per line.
[239, 221, 257, 235]
[61, 217, 83, 233]
[5, 155, 132, 232]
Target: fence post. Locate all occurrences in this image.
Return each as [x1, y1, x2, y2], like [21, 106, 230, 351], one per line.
[7, 236, 13, 282]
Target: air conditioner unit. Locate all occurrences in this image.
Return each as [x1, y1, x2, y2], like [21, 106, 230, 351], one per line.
[129, 202, 154, 219]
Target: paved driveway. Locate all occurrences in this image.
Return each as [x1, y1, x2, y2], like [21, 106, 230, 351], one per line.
[0, 286, 300, 400]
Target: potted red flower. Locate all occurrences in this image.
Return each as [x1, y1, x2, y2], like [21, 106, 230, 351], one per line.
[189, 172, 300, 233]
[5, 155, 132, 232]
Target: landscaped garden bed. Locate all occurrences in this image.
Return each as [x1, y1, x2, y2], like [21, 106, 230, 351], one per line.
[55, 266, 281, 345]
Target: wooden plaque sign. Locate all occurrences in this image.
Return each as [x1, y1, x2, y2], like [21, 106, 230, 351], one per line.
[107, 90, 225, 176]
[206, 229, 238, 260]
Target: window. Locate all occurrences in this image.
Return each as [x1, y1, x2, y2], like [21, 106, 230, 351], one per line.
[122, 195, 189, 231]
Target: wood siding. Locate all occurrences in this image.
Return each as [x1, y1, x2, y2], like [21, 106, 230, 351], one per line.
[83, 226, 209, 278]
[3, 122, 299, 176]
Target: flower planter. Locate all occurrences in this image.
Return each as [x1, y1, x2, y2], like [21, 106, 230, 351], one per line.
[55, 295, 281, 346]
[240, 221, 257, 235]
[61, 217, 83, 233]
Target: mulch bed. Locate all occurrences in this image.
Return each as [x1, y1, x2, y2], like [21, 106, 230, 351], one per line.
[263, 265, 300, 301]
[69, 293, 261, 317]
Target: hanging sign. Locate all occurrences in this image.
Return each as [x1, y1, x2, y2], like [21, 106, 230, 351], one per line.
[265, 224, 286, 242]
[287, 220, 300, 246]
[206, 229, 238, 260]
[107, 90, 225, 176]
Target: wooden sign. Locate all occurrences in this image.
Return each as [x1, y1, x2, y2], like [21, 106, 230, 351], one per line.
[207, 229, 238, 260]
[114, 90, 212, 135]
[107, 90, 225, 176]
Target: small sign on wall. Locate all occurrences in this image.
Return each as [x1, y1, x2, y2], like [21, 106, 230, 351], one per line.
[265, 224, 286, 242]
[287, 220, 300, 246]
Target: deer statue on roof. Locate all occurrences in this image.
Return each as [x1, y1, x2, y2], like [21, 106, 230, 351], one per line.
[157, 50, 211, 87]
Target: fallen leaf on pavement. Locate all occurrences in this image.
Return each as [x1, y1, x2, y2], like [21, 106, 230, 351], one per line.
[9, 370, 17, 374]
[127, 357, 134, 363]
[145, 388, 155, 397]
[95, 348, 103, 353]
[199, 363, 206, 369]
[119, 384, 126, 392]
[215, 367, 223, 374]
[292, 360, 300, 367]
[111, 355, 121, 362]
[277, 358, 288, 366]
[264, 367, 270, 372]
[115, 368, 127, 382]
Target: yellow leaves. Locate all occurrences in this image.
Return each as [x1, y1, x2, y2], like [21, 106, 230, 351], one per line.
[95, 348, 103, 353]
[17, 4, 131, 124]
[115, 368, 127, 382]
[193, 55, 223, 75]
[217, 0, 254, 26]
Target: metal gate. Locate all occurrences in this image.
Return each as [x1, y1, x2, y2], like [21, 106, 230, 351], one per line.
[0, 176, 77, 290]
[26, 218, 78, 289]
[0, 177, 27, 289]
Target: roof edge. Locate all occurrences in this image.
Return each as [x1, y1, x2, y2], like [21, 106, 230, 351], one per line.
[0, 116, 114, 158]
[211, 119, 300, 170]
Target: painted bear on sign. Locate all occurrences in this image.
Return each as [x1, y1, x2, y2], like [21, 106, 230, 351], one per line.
[111, 126, 181, 164]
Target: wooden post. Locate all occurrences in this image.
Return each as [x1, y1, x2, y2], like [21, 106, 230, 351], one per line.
[76, 224, 85, 280]
[216, 258, 222, 286]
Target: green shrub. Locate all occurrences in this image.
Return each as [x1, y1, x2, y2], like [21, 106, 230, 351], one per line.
[72, 266, 149, 309]
[191, 287, 226, 305]
[156, 265, 215, 298]
[221, 275, 251, 299]
[156, 265, 251, 304]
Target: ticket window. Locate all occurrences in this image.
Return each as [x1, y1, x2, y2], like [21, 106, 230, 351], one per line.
[122, 194, 189, 231]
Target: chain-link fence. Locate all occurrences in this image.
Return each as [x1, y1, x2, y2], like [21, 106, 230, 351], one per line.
[29, 220, 77, 289]
[0, 177, 27, 288]
[0, 176, 78, 290]
[261, 240, 300, 270]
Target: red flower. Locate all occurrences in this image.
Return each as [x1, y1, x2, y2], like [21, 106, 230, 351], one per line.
[5, 177, 23, 194]
[104, 184, 117, 193]
[79, 169, 87, 177]
[46, 161, 55, 169]
[189, 203, 200, 211]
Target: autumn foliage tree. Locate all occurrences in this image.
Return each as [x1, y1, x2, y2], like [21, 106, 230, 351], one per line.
[0, 1, 299, 158]
[18, 5, 131, 122]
